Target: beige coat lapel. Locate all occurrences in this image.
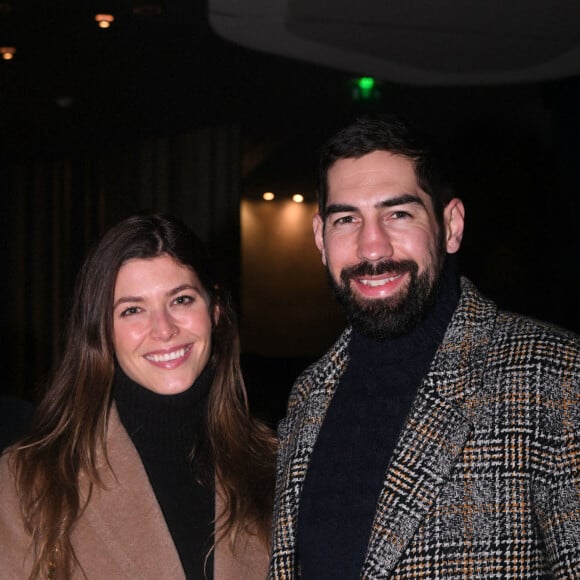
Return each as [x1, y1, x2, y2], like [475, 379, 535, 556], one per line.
[214, 511, 269, 580]
[73, 404, 185, 579]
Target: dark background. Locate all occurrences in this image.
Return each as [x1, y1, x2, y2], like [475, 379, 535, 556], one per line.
[1, 1, 579, 427]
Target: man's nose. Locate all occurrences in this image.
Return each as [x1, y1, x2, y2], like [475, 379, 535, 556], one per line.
[356, 219, 394, 262]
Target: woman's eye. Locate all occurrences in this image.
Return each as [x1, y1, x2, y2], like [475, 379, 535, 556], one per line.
[120, 306, 140, 317]
[174, 295, 194, 306]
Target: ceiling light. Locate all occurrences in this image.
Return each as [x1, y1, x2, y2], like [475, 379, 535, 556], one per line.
[262, 192, 275, 201]
[133, 0, 164, 16]
[0, 46, 16, 61]
[95, 13, 115, 28]
[292, 194, 304, 203]
[0, 0, 13, 16]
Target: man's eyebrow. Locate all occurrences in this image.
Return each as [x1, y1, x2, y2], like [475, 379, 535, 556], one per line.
[325, 194, 426, 216]
[376, 194, 426, 209]
[325, 203, 358, 215]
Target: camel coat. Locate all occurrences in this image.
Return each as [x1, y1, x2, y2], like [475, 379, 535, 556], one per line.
[0, 406, 269, 579]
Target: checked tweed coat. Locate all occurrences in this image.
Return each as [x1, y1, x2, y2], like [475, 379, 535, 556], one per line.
[269, 278, 580, 579]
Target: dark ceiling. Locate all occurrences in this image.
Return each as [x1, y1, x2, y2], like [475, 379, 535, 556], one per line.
[2, 0, 580, 201]
[210, 0, 580, 85]
[0, 0, 360, 158]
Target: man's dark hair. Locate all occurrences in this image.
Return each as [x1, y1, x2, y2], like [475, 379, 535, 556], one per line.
[317, 114, 453, 222]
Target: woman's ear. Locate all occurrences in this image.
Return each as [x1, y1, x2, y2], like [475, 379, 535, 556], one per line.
[212, 303, 220, 326]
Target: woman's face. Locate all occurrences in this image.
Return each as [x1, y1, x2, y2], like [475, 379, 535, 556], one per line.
[112, 254, 215, 395]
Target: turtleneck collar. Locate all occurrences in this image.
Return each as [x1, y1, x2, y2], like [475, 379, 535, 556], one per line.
[349, 256, 461, 366]
[113, 363, 214, 461]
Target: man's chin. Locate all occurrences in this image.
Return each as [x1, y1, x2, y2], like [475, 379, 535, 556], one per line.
[349, 286, 408, 313]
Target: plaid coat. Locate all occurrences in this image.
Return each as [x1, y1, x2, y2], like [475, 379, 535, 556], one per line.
[269, 278, 580, 579]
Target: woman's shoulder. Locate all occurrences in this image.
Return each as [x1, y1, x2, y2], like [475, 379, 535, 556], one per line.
[214, 528, 269, 580]
[0, 449, 18, 495]
[0, 450, 36, 577]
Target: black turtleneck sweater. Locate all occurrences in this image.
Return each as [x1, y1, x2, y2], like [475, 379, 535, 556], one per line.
[297, 262, 460, 580]
[114, 365, 215, 580]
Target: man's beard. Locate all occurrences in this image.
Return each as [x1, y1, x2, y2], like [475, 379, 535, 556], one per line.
[327, 253, 444, 340]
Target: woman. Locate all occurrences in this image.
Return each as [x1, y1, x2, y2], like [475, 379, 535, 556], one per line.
[0, 213, 276, 579]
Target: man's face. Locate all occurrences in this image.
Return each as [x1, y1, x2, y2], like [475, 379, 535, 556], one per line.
[313, 150, 464, 339]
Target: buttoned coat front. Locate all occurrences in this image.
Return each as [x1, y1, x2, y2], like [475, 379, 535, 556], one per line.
[269, 279, 580, 579]
[0, 406, 269, 580]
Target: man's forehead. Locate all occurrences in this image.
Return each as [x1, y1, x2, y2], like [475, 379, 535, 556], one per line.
[326, 152, 427, 207]
[328, 152, 417, 187]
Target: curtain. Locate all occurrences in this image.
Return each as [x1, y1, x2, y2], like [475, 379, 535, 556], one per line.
[1, 124, 241, 400]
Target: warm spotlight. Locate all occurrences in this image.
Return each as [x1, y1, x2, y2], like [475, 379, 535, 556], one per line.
[95, 13, 115, 28]
[133, 0, 165, 16]
[262, 192, 275, 201]
[0, 46, 16, 60]
[292, 194, 304, 203]
[0, 0, 13, 16]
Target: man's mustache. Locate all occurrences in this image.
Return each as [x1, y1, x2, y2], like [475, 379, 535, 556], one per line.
[341, 259, 418, 281]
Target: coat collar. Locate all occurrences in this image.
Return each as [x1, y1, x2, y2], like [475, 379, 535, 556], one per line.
[85, 406, 269, 580]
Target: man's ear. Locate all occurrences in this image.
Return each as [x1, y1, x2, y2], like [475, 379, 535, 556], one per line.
[443, 198, 465, 254]
[313, 213, 327, 265]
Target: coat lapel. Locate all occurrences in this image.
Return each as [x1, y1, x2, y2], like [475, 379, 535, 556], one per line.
[75, 405, 185, 579]
[362, 278, 497, 578]
[214, 487, 270, 580]
[270, 330, 351, 578]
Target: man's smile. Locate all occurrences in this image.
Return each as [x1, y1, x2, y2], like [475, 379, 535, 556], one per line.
[357, 273, 405, 287]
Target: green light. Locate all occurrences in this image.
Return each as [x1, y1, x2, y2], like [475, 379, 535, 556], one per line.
[358, 77, 375, 91]
[355, 77, 376, 100]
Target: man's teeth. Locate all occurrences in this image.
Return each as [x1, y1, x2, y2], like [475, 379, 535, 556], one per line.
[359, 274, 402, 287]
[146, 346, 189, 362]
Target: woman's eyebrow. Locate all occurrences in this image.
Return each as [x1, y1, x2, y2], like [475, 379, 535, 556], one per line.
[167, 284, 199, 297]
[113, 295, 143, 309]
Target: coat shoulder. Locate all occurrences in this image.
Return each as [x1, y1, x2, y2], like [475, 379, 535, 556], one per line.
[286, 327, 351, 412]
[493, 309, 580, 375]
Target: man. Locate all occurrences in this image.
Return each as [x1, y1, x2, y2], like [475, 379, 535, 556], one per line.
[269, 115, 580, 579]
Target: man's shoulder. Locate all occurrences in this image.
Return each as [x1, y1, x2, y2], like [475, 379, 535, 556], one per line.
[459, 278, 578, 350]
[492, 309, 579, 370]
[286, 328, 352, 410]
[449, 279, 579, 391]
[496, 308, 578, 340]
[492, 303, 578, 347]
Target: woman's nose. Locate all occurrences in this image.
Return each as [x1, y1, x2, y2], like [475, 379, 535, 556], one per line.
[150, 310, 178, 340]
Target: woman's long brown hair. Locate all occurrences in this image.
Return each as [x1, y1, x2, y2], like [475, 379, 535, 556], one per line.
[9, 214, 277, 579]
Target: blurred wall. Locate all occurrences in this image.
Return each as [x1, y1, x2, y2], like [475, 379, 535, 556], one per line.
[240, 199, 345, 357]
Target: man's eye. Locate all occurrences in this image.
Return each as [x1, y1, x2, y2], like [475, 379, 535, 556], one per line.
[333, 215, 355, 226]
[392, 211, 411, 219]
